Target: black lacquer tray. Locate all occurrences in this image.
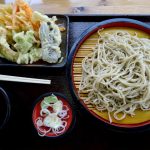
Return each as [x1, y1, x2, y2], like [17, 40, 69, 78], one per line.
[1, 15, 150, 150]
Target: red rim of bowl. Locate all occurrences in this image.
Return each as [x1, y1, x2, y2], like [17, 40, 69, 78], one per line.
[32, 93, 73, 137]
[69, 18, 150, 128]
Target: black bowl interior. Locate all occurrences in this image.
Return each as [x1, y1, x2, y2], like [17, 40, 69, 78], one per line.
[0, 87, 10, 129]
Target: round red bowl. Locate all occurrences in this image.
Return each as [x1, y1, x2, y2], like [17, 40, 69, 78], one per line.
[32, 92, 75, 138]
[67, 18, 150, 132]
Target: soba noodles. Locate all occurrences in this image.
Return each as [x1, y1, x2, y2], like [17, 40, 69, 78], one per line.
[79, 30, 150, 123]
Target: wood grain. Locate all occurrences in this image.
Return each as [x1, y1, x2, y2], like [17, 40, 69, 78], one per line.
[0, 0, 150, 14]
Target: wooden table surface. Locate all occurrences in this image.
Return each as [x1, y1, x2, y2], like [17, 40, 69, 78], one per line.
[0, 0, 150, 14]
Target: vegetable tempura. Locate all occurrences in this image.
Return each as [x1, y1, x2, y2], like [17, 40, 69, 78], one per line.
[0, 0, 62, 64]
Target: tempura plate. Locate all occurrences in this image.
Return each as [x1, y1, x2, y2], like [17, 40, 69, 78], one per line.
[0, 15, 69, 68]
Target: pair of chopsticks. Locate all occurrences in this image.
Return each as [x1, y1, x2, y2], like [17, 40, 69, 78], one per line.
[0, 74, 51, 85]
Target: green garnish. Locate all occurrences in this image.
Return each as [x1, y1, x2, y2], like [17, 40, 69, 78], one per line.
[41, 94, 58, 109]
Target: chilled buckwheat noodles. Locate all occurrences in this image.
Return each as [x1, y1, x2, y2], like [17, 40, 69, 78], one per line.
[79, 30, 150, 123]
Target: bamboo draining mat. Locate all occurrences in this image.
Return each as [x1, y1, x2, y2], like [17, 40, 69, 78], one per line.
[72, 32, 98, 110]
